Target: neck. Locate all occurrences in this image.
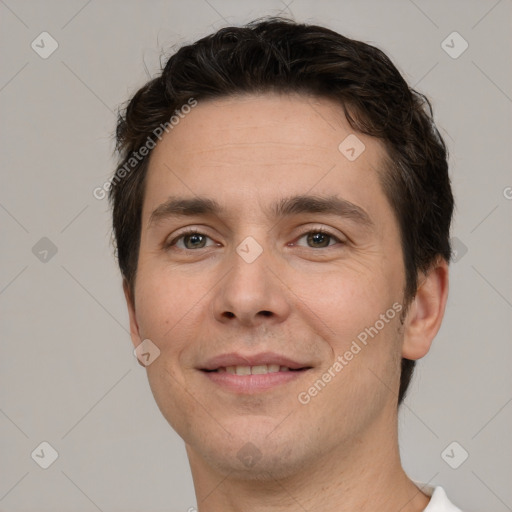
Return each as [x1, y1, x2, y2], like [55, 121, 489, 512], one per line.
[185, 408, 430, 512]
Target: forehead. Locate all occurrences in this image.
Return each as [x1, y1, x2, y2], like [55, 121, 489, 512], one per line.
[151, 92, 383, 158]
[144, 93, 390, 218]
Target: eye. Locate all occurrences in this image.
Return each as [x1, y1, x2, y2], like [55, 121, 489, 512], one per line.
[168, 230, 216, 250]
[295, 229, 342, 249]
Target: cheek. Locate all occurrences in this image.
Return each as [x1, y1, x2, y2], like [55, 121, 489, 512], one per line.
[145, 360, 198, 436]
[134, 266, 209, 354]
[135, 269, 207, 432]
[288, 259, 405, 407]
[133, 259, 230, 422]
[288, 261, 400, 347]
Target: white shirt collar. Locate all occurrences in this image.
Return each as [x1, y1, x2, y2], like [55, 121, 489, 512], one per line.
[415, 484, 464, 512]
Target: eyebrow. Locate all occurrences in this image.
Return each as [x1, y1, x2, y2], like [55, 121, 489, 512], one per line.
[148, 197, 221, 228]
[148, 194, 374, 229]
[271, 195, 373, 228]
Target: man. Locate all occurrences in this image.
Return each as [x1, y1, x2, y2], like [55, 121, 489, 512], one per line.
[109, 17, 461, 511]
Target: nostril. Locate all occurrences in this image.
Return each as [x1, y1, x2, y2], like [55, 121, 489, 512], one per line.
[221, 310, 272, 320]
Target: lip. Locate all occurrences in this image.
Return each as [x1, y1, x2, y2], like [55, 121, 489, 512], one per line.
[199, 351, 309, 371]
[198, 352, 312, 393]
[202, 370, 309, 393]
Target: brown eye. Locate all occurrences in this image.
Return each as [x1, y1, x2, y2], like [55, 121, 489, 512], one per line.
[295, 230, 341, 249]
[182, 233, 208, 249]
[306, 232, 333, 248]
[168, 231, 216, 250]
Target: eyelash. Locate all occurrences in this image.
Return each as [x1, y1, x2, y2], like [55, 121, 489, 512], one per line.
[165, 227, 344, 251]
[292, 228, 342, 248]
[164, 229, 217, 250]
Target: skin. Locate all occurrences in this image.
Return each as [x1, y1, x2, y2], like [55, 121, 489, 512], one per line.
[124, 93, 449, 512]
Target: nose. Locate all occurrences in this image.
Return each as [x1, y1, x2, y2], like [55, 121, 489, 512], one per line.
[211, 243, 291, 327]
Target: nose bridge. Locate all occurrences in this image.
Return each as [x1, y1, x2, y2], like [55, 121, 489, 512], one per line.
[212, 233, 290, 325]
[232, 237, 269, 295]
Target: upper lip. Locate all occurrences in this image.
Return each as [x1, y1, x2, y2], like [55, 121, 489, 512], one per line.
[200, 352, 311, 371]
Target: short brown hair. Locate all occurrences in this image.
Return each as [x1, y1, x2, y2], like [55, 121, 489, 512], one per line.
[110, 17, 454, 404]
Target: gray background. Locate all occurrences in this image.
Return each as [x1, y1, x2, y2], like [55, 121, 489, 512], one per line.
[1, 0, 511, 511]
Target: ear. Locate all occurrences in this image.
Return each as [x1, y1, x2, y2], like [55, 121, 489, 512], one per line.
[401, 258, 449, 360]
[123, 279, 142, 350]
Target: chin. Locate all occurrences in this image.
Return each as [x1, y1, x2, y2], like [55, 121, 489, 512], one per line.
[187, 421, 317, 481]
[200, 442, 307, 481]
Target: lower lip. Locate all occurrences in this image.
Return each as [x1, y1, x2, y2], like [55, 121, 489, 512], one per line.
[201, 370, 308, 393]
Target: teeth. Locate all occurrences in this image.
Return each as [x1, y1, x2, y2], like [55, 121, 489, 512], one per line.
[235, 366, 251, 376]
[222, 364, 291, 375]
[251, 365, 268, 374]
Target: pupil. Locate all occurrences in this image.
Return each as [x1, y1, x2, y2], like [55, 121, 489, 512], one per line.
[186, 234, 205, 249]
[308, 232, 329, 248]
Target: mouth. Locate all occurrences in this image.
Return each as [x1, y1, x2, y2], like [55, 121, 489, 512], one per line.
[199, 353, 313, 393]
[203, 364, 309, 375]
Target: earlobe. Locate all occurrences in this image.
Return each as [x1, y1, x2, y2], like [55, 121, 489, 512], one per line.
[401, 258, 449, 360]
[123, 279, 142, 350]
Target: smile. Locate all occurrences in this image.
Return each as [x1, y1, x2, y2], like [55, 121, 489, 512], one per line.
[201, 359, 311, 392]
[206, 364, 304, 375]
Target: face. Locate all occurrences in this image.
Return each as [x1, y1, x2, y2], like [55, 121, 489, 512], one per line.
[127, 93, 408, 478]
